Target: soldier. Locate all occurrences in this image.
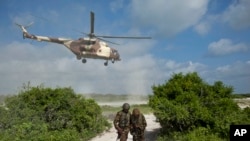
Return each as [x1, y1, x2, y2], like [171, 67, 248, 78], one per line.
[113, 103, 131, 141]
[130, 108, 147, 141]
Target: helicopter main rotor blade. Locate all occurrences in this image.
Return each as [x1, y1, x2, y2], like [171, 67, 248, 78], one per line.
[90, 11, 95, 36]
[96, 35, 152, 39]
[97, 37, 119, 45]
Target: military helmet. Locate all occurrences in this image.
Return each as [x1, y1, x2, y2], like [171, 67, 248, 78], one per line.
[122, 103, 130, 110]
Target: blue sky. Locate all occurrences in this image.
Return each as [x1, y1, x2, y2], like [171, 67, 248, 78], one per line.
[0, 0, 249, 95]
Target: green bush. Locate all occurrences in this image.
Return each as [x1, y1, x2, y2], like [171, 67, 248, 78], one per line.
[149, 72, 250, 140]
[157, 127, 224, 141]
[0, 85, 110, 141]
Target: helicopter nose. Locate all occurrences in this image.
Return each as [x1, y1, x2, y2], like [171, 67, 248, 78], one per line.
[117, 52, 121, 60]
[112, 49, 121, 61]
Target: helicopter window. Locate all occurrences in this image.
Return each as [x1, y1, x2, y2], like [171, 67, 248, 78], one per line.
[85, 41, 96, 45]
[111, 50, 117, 54]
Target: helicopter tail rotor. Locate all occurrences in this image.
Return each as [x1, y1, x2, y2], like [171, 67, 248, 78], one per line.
[15, 22, 33, 32]
[15, 22, 34, 39]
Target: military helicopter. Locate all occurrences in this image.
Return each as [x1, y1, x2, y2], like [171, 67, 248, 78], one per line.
[16, 11, 151, 66]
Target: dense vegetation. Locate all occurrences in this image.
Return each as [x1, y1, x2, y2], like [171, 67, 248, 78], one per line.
[232, 93, 250, 98]
[149, 72, 250, 141]
[0, 85, 110, 141]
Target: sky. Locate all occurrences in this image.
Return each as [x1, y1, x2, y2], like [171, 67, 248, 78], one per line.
[0, 0, 250, 95]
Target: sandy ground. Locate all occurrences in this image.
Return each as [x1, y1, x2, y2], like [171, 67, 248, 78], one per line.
[234, 98, 250, 109]
[90, 114, 161, 141]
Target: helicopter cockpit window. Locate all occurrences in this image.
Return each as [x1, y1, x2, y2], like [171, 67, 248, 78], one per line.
[112, 49, 117, 55]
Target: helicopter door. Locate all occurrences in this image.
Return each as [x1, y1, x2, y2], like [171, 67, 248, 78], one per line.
[97, 47, 111, 58]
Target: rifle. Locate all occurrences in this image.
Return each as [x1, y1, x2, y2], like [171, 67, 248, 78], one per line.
[116, 131, 121, 141]
[131, 127, 142, 141]
[131, 121, 143, 138]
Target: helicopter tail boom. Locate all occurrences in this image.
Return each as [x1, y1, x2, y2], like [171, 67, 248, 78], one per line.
[15, 22, 72, 44]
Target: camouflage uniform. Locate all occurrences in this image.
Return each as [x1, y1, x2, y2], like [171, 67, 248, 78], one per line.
[130, 108, 147, 141]
[113, 103, 131, 141]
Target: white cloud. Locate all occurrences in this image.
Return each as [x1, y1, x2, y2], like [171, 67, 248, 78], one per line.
[207, 38, 248, 56]
[194, 21, 211, 35]
[10, 13, 35, 25]
[1, 0, 250, 96]
[0, 40, 158, 95]
[130, 0, 209, 36]
[214, 61, 250, 93]
[216, 61, 250, 76]
[0, 41, 249, 95]
[116, 40, 156, 59]
[164, 60, 207, 74]
[0, 40, 208, 95]
[200, 61, 250, 94]
[110, 0, 124, 12]
[222, 0, 250, 30]
[193, 14, 218, 35]
[194, 0, 250, 35]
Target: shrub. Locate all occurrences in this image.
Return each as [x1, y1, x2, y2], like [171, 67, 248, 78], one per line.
[149, 72, 250, 140]
[0, 85, 110, 141]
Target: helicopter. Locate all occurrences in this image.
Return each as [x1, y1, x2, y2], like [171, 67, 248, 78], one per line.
[16, 11, 151, 66]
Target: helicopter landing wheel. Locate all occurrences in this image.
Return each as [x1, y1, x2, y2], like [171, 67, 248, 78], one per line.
[111, 59, 115, 63]
[82, 59, 87, 63]
[104, 61, 108, 66]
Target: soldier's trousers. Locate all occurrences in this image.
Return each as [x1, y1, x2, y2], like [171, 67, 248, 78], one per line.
[132, 134, 145, 141]
[118, 127, 130, 141]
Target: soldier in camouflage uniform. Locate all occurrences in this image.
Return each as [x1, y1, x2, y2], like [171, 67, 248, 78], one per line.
[113, 103, 131, 141]
[130, 108, 147, 141]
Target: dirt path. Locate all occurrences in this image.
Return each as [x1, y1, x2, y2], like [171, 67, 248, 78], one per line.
[90, 114, 161, 141]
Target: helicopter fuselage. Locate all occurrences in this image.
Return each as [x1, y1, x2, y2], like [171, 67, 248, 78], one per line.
[66, 38, 120, 62]
[16, 11, 150, 66]
[22, 31, 120, 65]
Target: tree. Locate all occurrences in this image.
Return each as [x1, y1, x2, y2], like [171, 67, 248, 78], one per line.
[149, 72, 250, 140]
[0, 85, 110, 141]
